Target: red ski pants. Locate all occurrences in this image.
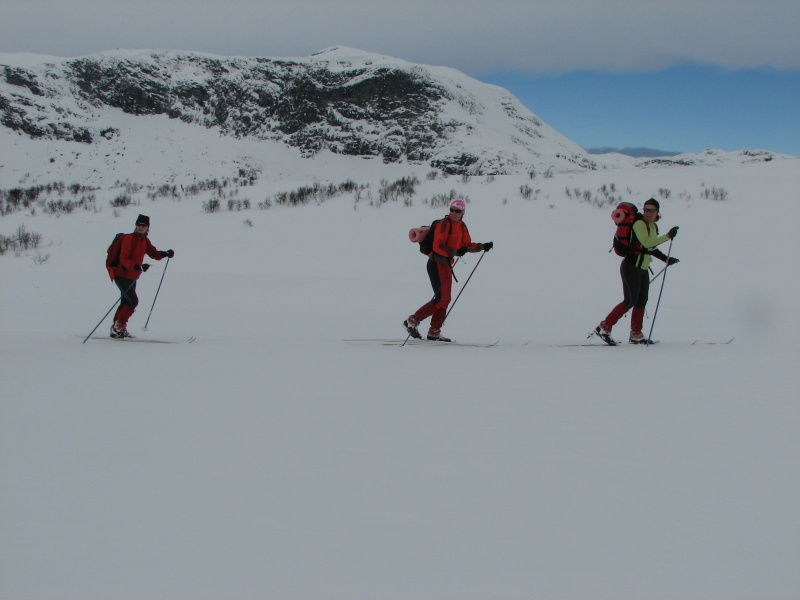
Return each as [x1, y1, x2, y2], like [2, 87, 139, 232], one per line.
[112, 276, 138, 327]
[603, 261, 649, 333]
[411, 259, 453, 332]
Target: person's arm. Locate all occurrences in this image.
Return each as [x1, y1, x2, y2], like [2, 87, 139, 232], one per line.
[633, 219, 670, 250]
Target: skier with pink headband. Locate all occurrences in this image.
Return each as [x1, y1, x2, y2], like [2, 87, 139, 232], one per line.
[404, 199, 493, 342]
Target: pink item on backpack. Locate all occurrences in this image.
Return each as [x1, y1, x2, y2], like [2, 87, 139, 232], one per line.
[409, 227, 430, 242]
[612, 202, 637, 224]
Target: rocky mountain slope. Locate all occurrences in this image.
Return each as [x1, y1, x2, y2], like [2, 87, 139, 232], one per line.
[1, 46, 596, 176]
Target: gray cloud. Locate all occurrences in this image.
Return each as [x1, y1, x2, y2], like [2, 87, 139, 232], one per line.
[1, 0, 798, 75]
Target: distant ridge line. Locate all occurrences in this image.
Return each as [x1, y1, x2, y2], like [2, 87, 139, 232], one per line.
[585, 146, 683, 158]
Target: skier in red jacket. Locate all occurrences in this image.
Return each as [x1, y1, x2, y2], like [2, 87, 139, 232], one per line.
[110, 214, 174, 338]
[404, 199, 492, 342]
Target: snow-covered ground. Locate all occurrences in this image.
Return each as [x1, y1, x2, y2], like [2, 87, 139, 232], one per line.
[1, 125, 799, 598]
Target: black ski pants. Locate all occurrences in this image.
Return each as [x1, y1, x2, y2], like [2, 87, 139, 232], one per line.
[620, 260, 649, 309]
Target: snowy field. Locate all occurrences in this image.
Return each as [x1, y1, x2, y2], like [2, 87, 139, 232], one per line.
[1, 136, 799, 599]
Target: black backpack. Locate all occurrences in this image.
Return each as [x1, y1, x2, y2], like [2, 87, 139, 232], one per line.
[418, 219, 442, 255]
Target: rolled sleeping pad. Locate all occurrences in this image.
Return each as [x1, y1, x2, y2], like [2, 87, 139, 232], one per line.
[409, 227, 430, 242]
[611, 202, 638, 224]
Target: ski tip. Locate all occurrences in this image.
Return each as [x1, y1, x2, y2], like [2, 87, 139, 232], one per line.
[692, 337, 734, 345]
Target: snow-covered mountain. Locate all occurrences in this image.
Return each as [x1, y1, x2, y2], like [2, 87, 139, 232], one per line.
[0, 46, 597, 177]
[1, 46, 791, 188]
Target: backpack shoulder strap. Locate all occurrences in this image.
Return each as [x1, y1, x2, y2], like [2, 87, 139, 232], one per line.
[435, 217, 451, 237]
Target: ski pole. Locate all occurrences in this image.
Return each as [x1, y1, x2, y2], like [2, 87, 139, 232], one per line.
[82, 279, 136, 343]
[646, 239, 673, 346]
[649, 265, 667, 284]
[443, 251, 486, 324]
[143, 257, 170, 330]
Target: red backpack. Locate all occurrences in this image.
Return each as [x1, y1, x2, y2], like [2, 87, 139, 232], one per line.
[611, 202, 644, 257]
[105, 232, 127, 280]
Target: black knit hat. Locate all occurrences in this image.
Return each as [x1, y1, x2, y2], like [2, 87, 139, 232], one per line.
[135, 214, 150, 226]
[643, 198, 660, 211]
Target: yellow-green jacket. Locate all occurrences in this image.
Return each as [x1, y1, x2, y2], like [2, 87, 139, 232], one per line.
[629, 220, 671, 270]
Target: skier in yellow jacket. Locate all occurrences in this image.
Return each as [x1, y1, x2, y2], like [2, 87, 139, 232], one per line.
[595, 198, 679, 344]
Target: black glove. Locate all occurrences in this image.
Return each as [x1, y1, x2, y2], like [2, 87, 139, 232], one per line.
[651, 249, 675, 263]
[667, 226, 679, 239]
[481, 241, 493, 252]
[135, 263, 150, 272]
[161, 249, 174, 258]
[455, 247, 468, 257]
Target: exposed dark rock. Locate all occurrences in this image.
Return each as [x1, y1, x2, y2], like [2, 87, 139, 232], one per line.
[0, 49, 593, 174]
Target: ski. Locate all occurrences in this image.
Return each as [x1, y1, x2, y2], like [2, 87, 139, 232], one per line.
[407, 339, 499, 348]
[568, 338, 732, 346]
[691, 337, 735, 345]
[554, 338, 738, 347]
[556, 340, 660, 347]
[345, 338, 499, 348]
[83, 336, 196, 344]
[553, 343, 619, 347]
[347, 337, 732, 348]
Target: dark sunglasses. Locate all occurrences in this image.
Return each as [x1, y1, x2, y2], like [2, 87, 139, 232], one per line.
[449, 208, 463, 213]
[643, 208, 658, 213]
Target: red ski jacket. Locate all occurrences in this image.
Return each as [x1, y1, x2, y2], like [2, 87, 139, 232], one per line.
[431, 216, 480, 264]
[114, 232, 163, 280]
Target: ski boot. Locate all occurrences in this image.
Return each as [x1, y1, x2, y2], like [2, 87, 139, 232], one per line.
[403, 318, 422, 339]
[427, 334, 453, 342]
[427, 328, 452, 342]
[592, 323, 617, 346]
[629, 331, 647, 344]
[630, 332, 658, 345]
[110, 322, 133, 339]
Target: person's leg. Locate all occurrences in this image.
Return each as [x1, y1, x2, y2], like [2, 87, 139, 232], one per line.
[629, 268, 650, 342]
[114, 277, 138, 332]
[410, 259, 443, 325]
[601, 261, 638, 331]
[428, 262, 453, 335]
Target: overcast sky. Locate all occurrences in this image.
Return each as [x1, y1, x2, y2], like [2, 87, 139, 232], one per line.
[2, 0, 799, 155]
